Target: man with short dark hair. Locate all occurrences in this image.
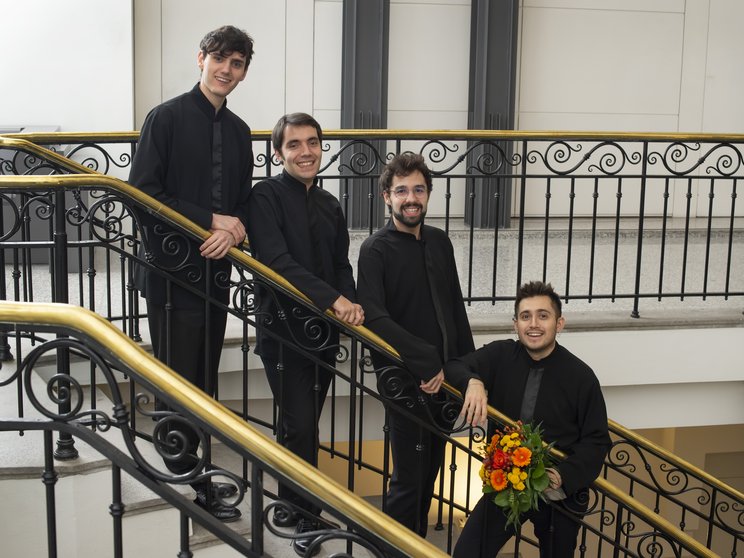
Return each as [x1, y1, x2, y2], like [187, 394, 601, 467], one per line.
[447, 281, 611, 558]
[246, 112, 363, 556]
[357, 152, 475, 537]
[129, 25, 255, 523]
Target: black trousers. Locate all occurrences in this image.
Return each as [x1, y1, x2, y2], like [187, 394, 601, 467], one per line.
[453, 491, 587, 558]
[384, 405, 446, 537]
[262, 354, 333, 514]
[148, 301, 228, 478]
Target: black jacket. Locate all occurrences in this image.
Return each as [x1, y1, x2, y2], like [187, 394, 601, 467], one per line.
[246, 171, 356, 361]
[129, 83, 253, 307]
[446, 340, 611, 496]
[357, 220, 474, 381]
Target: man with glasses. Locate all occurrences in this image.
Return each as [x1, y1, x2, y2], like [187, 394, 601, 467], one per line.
[357, 152, 476, 536]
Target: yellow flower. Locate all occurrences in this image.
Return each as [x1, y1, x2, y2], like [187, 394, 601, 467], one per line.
[507, 467, 528, 488]
[479, 467, 488, 481]
[515, 481, 526, 491]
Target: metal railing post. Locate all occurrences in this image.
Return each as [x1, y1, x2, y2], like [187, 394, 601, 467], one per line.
[0, 205, 13, 360]
[631, 141, 650, 318]
[52, 189, 78, 459]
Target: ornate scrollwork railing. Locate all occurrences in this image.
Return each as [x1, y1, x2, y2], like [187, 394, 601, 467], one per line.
[4, 129, 743, 318]
[0, 301, 450, 558]
[0, 135, 740, 556]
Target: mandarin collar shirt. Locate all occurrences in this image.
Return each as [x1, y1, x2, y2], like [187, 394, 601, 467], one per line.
[357, 219, 474, 381]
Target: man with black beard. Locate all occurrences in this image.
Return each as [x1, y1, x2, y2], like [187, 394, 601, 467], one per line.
[357, 153, 475, 536]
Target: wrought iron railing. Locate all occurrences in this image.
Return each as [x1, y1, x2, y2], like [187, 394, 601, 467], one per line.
[0, 154, 736, 555]
[605, 420, 744, 558]
[2, 130, 742, 318]
[0, 300, 448, 558]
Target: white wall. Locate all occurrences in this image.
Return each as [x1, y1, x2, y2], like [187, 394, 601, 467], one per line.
[134, 0, 344, 132]
[516, 0, 744, 134]
[0, 0, 133, 132]
[5, 1, 744, 137]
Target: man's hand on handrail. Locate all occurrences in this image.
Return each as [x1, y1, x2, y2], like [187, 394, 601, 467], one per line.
[459, 378, 488, 427]
[331, 295, 365, 326]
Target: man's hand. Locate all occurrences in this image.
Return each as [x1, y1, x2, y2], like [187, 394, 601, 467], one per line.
[547, 467, 563, 490]
[459, 378, 488, 426]
[211, 214, 246, 246]
[420, 370, 445, 394]
[331, 295, 365, 326]
[200, 229, 235, 259]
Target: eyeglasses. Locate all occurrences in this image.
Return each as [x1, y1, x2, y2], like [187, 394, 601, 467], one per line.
[390, 186, 428, 199]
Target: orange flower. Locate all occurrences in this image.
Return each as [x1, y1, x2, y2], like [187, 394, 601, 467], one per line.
[512, 446, 532, 467]
[490, 469, 508, 491]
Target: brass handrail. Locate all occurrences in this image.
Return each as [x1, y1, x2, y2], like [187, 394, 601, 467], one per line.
[6, 129, 744, 142]
[0, 300, 448, 558]
[609, 418, 744, 503]
[0, 175, 719, 558]
[0, 138, 728, 556]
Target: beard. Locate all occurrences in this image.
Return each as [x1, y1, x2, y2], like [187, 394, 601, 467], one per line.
[392, 203, 427, 228]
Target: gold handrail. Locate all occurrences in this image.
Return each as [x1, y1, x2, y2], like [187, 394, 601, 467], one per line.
[6, 129, 744, 142]
[0, 176, 719, 558]
[0, 300, 448, 558]
[609, 418, 744, 503]
[0, 139, 727, 556]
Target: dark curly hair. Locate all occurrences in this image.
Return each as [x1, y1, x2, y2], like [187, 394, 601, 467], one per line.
[379, 152, 433, 196]
[199, 25, 254, 66]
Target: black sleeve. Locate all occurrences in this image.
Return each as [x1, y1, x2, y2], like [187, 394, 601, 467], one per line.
[231, 134, 253, 229]
[357, 243, 442, 381]
[333, 204, 357, 302]
[246, 182, 340, 311]
[129, 106, 213, 230]
[444, 342, 499, 394]
[447, 240, 475, 356]
[556, 376, 611, 495]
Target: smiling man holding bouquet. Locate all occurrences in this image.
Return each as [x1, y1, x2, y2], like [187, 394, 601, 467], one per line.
[446, 281, 610, 558]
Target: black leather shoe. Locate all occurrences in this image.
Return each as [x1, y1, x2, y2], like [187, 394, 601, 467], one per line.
[293, 518, 322, 557]
[194, 488, 242, 523]
[211, 481, 239, 499]
[273, 506, 299, 528]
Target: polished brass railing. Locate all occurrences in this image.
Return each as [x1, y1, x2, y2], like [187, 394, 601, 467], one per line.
[0, 300, 447, 557]
[1, 135, 740, 556]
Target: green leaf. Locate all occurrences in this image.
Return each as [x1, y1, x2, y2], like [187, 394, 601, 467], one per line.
[532, 473, 550, 492]
[493, 491, 510, 507]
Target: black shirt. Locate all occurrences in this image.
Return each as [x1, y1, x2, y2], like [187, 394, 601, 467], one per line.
[446, 340, 611, 496]
[357, 220, 475, 381]
[130, 83, 253, 229]
[129, 83, 253, 306]
[246, 170, 357, 359]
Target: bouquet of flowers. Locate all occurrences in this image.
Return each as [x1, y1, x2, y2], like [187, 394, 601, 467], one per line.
[480, 422, 553, 530]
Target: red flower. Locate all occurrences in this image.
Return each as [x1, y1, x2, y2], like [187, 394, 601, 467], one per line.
[491, 448, 509, 469]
